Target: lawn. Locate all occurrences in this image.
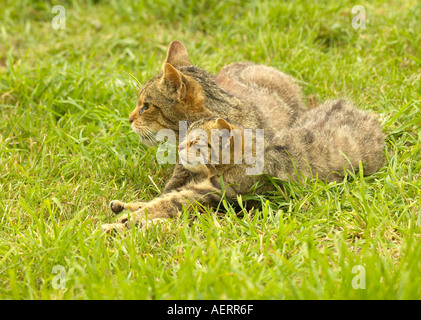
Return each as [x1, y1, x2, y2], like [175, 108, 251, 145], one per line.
[0, 0, 420, 300]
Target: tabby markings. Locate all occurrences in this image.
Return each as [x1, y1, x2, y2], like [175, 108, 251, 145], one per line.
[155, 121, 265, 175]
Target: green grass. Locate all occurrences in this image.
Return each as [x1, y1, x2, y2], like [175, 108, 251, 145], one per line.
[1, 0, 420, 300]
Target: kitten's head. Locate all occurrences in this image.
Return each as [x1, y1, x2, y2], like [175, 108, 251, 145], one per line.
[129, 41, 213, 146]
[179, 118, 243, 175]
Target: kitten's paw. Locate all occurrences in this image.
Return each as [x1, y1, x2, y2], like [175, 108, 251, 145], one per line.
[141, 218, 169, 229]
[101, 223, 127, 235]
[101, 218, 169, 236]
[115, 212, 143, 226]
[115, 211, 168, 229]
[116, 213, 130, 224]
[109, 200, 125, 214]
[109, 200, 146, 214]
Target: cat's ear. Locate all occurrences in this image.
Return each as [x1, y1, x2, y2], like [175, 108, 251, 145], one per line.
[163, 40, 191, 68]
[216, 118, 241, 133]
[215, 118, 242, 149]
[215, 118, 233, 132]
[161, 63, 188, 102]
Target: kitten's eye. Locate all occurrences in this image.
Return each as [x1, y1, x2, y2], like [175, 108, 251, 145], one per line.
[188, 138, 199, 148]
[139, 102, 150, 115]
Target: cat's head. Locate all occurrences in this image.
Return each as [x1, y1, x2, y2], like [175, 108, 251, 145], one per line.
[179, 117, 244, 175]
[129, 41, 213, 146]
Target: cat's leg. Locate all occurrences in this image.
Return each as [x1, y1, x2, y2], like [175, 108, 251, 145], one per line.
[237, 65, 305, 113]
[108, 164, 196, 215]
[216, 61, 255, 80]
[215, 62, 253, 95]
[109, 200, 147, 214]
[102, 178, 221, 233]
[216, 63, 306, 123]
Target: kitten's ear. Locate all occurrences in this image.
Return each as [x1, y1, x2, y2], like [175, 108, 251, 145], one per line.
[161, 63, 188, 102]
[215, 118, 233, 132]
[215, 118, 242, 149]
[163, 40, 191, 68]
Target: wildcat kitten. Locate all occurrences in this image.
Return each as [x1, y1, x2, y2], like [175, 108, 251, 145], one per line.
[106, 40, 303, 218]
[102, 100, 385, 233]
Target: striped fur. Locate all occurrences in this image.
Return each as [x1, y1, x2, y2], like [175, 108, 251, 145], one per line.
[178, 100, 385, 200]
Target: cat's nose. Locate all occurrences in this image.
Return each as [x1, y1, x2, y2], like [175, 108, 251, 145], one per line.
[129, 117, 134, 124]
[178, 144, 185, 151]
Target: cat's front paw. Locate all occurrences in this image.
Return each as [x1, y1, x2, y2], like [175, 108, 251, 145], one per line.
[109, 200, 125, 214]
[109, 200, 146, 214]
[101, 222, 127, 234]
[101, 218, 169, 236]
[115, 212, 137, 225]
[115, 210, 167, 229]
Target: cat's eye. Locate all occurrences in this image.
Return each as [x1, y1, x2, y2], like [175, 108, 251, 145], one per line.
[188, 138, 199, 148]
[139, 102, 150, 115]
